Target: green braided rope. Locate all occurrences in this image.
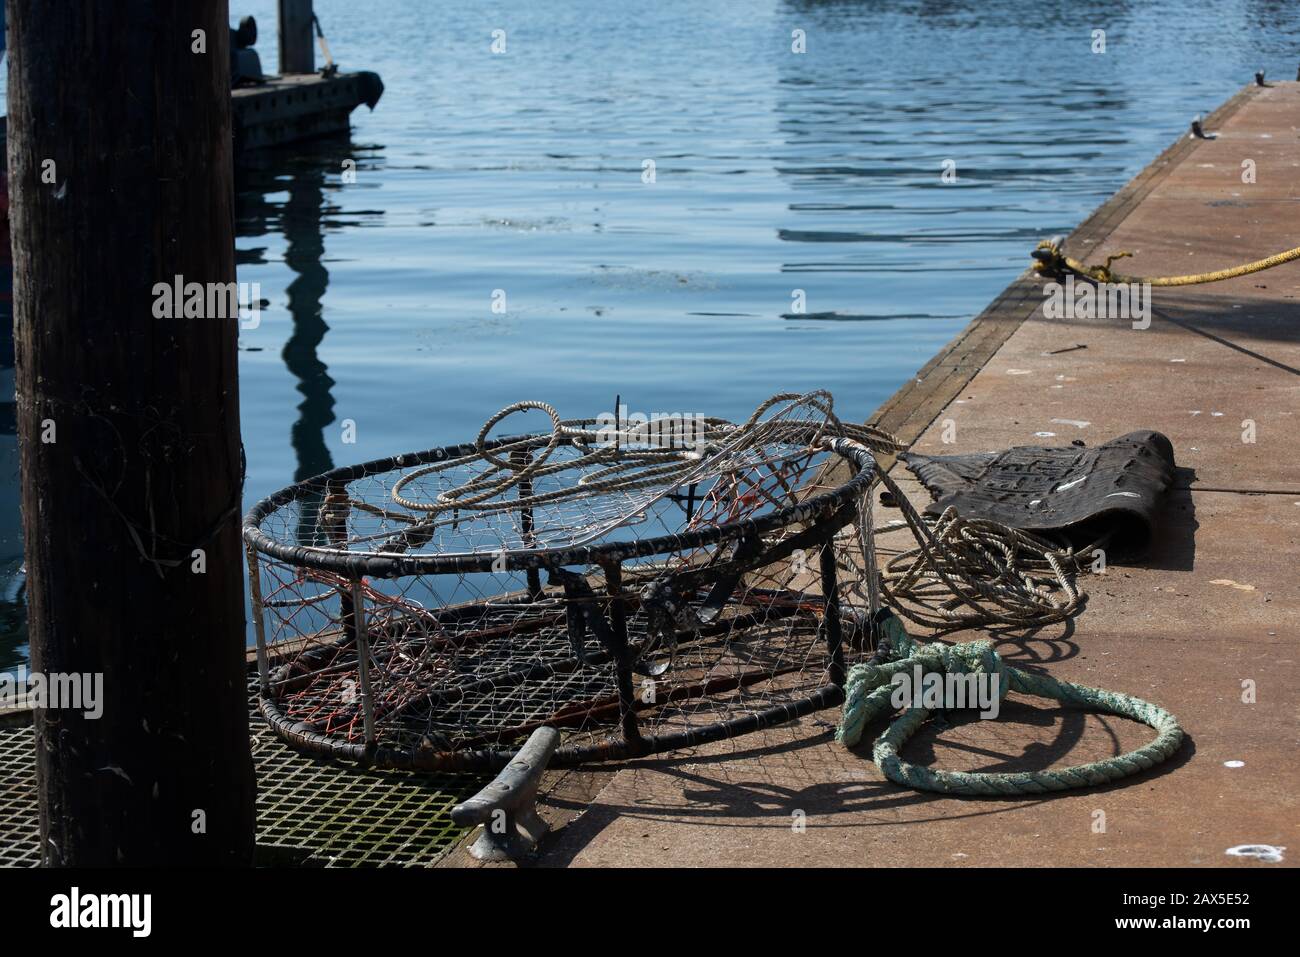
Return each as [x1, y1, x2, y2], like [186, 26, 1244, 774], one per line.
[836, 616, 1183, 796]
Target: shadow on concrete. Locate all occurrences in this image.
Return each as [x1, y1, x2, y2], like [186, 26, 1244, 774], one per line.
[987, 616, 1080, 668]
[1036, 287, 1300, 352]
[899, 701, 1195, 794]
[1152, 302, 1300, 375]
[533, 729, 1043, 867]
[533, 698, 1194, 866]
[1143, 469, 1199, 572]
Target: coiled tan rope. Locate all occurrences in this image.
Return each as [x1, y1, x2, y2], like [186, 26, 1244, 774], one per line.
[391, 392, 901, 519]
[834, 455, 1086, 635]
[387, 393, 1088, 635]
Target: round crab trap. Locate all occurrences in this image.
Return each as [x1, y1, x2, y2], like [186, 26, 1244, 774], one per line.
[244, 393, 897, 772]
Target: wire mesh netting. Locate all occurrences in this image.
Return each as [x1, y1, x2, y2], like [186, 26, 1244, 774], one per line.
[244, 394, 894, 771]
[245, 391, 1097, 774]
[0, 722, 41, 867]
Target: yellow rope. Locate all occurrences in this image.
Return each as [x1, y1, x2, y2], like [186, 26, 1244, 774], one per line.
[1031, 238, 1300, 286]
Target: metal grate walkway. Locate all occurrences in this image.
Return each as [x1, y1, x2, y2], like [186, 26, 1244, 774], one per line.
[0, 681, 481, 867]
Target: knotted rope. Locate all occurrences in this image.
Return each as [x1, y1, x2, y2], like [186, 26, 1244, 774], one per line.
[837, 614, 1183, 795]
[1031, 237, 1300, 286]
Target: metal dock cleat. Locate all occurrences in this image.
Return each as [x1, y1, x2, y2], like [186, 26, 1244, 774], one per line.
[451, 727, 561, 862]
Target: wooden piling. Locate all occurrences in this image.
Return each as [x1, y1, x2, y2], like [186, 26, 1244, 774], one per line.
[7, 1, 256, 865]
[279, 0, 316, 74]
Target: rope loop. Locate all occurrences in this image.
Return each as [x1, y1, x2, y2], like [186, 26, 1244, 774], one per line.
[836, 613, 1183, 796]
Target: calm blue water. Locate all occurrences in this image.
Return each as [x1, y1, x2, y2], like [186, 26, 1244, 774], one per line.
[3, 0, 1299, 669]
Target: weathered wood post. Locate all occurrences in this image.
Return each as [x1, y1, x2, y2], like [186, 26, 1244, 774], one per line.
[7, 1, 256, 865]
[279, 0, 315, 74]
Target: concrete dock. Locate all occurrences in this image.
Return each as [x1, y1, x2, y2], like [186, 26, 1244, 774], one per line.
[458, 81, 1299, 868]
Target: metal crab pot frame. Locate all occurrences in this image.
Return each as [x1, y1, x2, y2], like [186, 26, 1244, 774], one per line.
[243, 433, 877, 773]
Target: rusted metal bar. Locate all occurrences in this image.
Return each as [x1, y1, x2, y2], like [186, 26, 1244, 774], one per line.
[350, 580, 377, 747]
[603, 561, 644, 752]
[247, 543, 272, 694]
[820, 540, 846, 687]
[513, 449, 544, 599]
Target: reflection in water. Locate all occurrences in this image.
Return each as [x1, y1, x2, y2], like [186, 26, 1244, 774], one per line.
[282, 171, 336, 486]
[238, 151, 340, 483]
[236, 143, 379, 547]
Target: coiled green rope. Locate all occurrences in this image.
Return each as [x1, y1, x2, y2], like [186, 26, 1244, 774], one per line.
[837, 614, 1183, 796]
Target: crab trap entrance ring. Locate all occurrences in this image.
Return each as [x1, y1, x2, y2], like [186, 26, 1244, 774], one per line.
[243, 399, 883, 774]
